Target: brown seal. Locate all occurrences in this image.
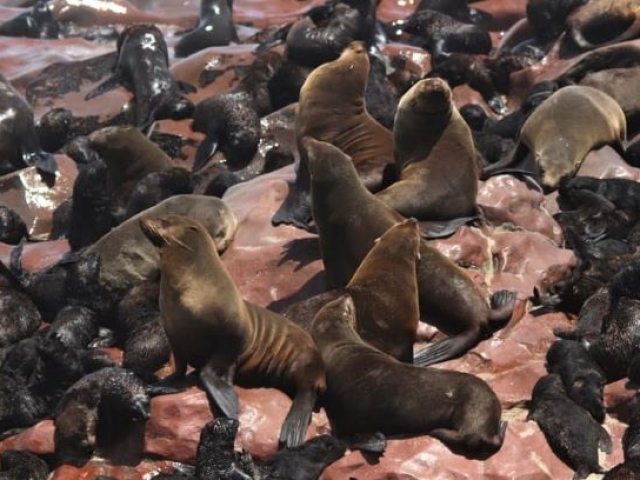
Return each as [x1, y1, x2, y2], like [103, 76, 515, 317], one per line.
[284, 218, 421, 363]
[376, 77, 479, 234]
[568, 0, 640, 50]
[482, 85, 626, 190]
[310, 295, 506, 459]
[304, 136, 516, 367]
[272, 40, 394, 229]
[139, 214, 326, 448]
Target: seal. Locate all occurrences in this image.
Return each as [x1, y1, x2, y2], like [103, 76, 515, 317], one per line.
[391, 9, 492, 59]
[86, 126, 176, 218]
[283, 218, 421, 363]
[49, 305, 100, 350]
[375, 78, 479, 234]
[605, 400, 640, 477]
[305, 137, 516, 366]
[0, 289, 41, 348]
[545, 339, 607, 423]
[0, 450, 49, 480]
[311, 295, 506, 459]
[526, 0, 589, 43]
[67, 156, 112, 251]
[139, 214, 326, 448]
[54, 367, 150, 467]
[272, 41, 394, 230]
[191, 92, 261, 172]
[527, 374, 612, 479]
[0, 1, 60, 39]
[482, 86, 627, 190]
[85, 25, 195, 130]
[567, 0, 640, 50]
[174, 0, 238, 58]
[0, 206, 27, 245]
[0, 74, 56, 179]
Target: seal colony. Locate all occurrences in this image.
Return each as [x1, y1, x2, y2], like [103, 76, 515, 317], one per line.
[4, 0, 640, 478]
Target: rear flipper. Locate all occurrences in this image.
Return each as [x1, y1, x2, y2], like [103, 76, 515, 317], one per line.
[271, 187, 314, 231]
[279, 389, 316, 449]
[418, 215, 480, 239]
[413, 327, 481, 367]
[193, 134, 219, 172]
[480, 143, 538, 180]
[488, 290, 517, 326]
[85, 74, 122, 101]
[200, 363, 239, 420]
[430, 420, 506, 460]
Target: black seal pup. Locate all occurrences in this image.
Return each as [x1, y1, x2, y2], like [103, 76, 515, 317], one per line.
[528, 374, 612, 479]
[85, 25, 195, 130]
[174, 0, 238, 58]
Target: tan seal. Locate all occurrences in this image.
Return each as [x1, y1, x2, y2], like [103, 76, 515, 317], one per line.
[272, 40, 394, 228]
[376, 77, 479, 231]
[284, 217, 421, 363]
[482, 85, 626, 190]
[311, 295, 506, 459]
[140, 214, 326, 448]
[304, 136, 516, 367]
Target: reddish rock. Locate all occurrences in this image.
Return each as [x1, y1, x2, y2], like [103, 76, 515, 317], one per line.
[0, 420, 54, 455]
[0, 155, 77, 239]
[0, 239, 69, 272]
[50, 460, 178, 480]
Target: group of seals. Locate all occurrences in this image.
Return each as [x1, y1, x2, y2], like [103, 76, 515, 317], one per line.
[140, 214, 326, 448]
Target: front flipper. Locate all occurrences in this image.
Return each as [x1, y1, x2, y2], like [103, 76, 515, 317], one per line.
[271, 186, 314, 231]
[279, 389, 316, 449]
[85, 74, 122, 101]
[413, 327, 481, 367]
[200, 363, 239, 420]
[193, 134, 219, 172]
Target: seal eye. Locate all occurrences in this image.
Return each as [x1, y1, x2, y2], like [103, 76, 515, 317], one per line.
[189, 226, 198, 232]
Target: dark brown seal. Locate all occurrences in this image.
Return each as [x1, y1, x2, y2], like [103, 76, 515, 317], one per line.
[305, 136, 516, 367]
[482, 85, 626, 190]
[311, 295, 506, 459]
[375, 77, 479, 233]
[140, 214, 326, 448]
[284, 218, 421, 363]
[272, 40, 394, 229]
[568, 0, 640, 50]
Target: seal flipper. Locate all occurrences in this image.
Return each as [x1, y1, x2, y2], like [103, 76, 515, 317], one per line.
[85, 74, 122, 101]
[481, 142, 533, 179]
[598, 425, 613, 454]
[177, 81, 197, 94]
[413, 327, 481, 367]
[23, 151, 57, 177]
[271, 187, 314, 231]
[343, 432, 386, 454]
[488, 290, 517, 326]
[418, 215, 479, 239]
[279, 389, 316, 449]
[193, 135, 219, 172]
[147, 356, 189, 396]
[200, 363, 239, 420]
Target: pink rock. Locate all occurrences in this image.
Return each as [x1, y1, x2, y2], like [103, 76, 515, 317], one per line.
[50, 460, 178, 480]
[0, 420, 54, 455]
[577, 145, 640, 181]
[0, 155, 77, 239]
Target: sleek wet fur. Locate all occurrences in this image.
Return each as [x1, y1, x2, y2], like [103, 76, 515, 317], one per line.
[174, 0, 238, 58]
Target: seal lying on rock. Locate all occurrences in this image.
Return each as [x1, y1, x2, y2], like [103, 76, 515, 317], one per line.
[140, 214, 326, 448]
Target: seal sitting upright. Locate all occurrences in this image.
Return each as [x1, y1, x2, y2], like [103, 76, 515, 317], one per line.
[140, 214, 326, 448]
[376, 77, 479, 236]
[311, 295, 506, 459]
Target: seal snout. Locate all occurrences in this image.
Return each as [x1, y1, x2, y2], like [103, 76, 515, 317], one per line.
[131, 395, 151, 421]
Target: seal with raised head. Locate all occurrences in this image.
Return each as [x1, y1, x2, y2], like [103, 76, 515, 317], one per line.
[174, 0, 238, 58]
[375, 78, 479, 235]
[0, 74, 56, 179]
[272, 40, 394, 229]
[284, 218, 421, 363]
[305, 136, 516, 366]
[482, 85, 627, 190]
[311, 295, 506, 459]
[85, 25, 195, 129]
[140, 214, 326, 448]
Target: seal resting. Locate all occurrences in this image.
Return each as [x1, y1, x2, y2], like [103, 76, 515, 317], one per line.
[375, 77, 479, 236]
[174, 0, 238, 58]
[305, 136, 516, 366]
[284, 218, 421, 363]
[140, 214, 326, 448]
[311, 295, 506, 459]
[482, 85, 627, 190]
[85, 25, 194, 129]
[272, 41, 394, 230]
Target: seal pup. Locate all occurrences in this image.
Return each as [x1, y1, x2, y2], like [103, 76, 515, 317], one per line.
[305, 137, 516, 366]
[284, 218, 421, 363]
[174, 0, 238, 58]
[0, 74, 56, 178]
[85, 25, 195, 130]
[546, 340, 607, 423]
[527, 374, 612, 479]
[191, 92, 261, 172]
[482, 86, 627, 190]
[0, 206, 27, 245]
[0, 1, 60, 39]
[311, 295, 506, 459]
[140, 214, 326, 448]
[54, 367, 150, 467]
[0, 289, 41, 348]
[0, 450, 49, 479]
[375, 78, 479, 235]
[272, 41, 394, 230]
